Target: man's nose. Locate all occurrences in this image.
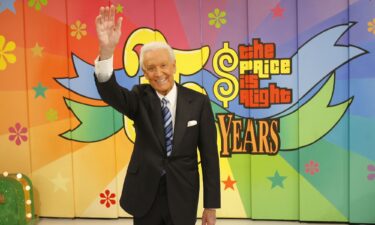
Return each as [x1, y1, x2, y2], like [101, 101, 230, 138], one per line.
[155, 67, 163, 76]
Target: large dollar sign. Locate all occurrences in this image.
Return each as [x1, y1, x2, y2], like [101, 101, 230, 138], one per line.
[213, 42, 239, 108]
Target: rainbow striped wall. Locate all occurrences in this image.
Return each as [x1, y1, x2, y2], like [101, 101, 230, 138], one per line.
[0, 0, 374, 223]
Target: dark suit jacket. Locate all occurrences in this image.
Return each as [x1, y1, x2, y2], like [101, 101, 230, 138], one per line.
[95, 74, 220, 225]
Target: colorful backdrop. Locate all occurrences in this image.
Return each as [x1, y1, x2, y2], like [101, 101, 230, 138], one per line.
[0, 0, 374, 223]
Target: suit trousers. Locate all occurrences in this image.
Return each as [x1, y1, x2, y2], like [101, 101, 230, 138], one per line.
[134, 175, 174, 225]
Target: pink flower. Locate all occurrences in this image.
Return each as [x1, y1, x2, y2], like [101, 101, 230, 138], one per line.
[99, 189, 116, 208]
[8, 123, 28, 146]
[305, 160, 320, 175]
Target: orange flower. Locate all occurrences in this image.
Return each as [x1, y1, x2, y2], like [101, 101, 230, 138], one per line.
[368, 18, 375, 35]
[70, 20, 87, 40]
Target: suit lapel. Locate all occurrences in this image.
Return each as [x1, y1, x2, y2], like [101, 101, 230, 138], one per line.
[143, 84, 192, 156]
[144, 86, 165, 151]
[173, 85, 191, 153]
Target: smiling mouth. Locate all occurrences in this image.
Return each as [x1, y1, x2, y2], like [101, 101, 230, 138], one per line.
[156, 78, 167, 85]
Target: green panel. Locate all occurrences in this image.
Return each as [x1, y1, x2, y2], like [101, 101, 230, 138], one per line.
[349, 152, 375, 223]
[299, 139, 349, 221]
[299, 176, 347, 221]
[250, 155, 299, 220]
[227, 154, 251, 217]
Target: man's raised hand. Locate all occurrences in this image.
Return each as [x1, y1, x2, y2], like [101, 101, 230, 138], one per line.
[95, 5, 123, 60]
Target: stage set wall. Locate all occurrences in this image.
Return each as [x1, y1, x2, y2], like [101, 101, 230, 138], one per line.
[0, 0, 374, 223]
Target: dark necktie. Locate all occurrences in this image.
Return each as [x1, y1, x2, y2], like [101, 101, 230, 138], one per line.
[161, 98, 173, 157]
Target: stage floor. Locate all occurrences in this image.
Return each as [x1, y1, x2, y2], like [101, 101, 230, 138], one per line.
[37, 218, 348, 225]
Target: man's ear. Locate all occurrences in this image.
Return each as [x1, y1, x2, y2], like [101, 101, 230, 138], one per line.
[143, 71, 150, 80]
[172, 60, 176, 74]
[141, 66, 148, 79]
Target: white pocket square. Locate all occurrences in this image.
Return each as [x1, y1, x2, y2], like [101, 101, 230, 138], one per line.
[187, 120, 198, 127]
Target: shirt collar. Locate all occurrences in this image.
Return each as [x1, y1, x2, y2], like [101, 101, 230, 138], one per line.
[156, 82, 177, 106]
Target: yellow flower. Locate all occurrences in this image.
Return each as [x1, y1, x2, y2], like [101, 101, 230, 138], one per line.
[70, 20, 87, 40]
[0, 35, 16, 71]
[208, 8, 227, 29]
[368, 18, 375, 35]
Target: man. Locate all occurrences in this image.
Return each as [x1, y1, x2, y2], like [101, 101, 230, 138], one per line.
[94, 5, 220, 225]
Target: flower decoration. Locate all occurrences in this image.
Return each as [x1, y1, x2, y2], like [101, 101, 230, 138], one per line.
[367, 18, 375, 35]
[99, 189, 116, 208]
[70, 20, 87, 40]
[8, 123, 28, 146]
[46, 108, 58, 122]
[208, 8, 227, 29]
[367, 164, 375, 181]
[0, 35, 16, 71]
[305, 160, 320, 175]
[28, 0, 48, 11]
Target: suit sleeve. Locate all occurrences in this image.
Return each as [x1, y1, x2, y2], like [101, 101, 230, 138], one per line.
[94, 72, 138, 120]
[198, 95, 221, 209]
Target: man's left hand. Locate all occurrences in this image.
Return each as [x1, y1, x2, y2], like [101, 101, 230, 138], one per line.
[202, 208, 216, 225]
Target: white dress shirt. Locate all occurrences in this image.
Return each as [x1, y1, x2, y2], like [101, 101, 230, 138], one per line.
[155, 83, 177, 129]
[94, 56, 113, 82]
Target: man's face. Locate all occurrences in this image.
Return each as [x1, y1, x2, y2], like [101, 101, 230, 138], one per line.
[142, 48, 176, 96]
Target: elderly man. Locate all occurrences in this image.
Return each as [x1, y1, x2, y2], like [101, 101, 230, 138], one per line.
[94, 5, 220, 225]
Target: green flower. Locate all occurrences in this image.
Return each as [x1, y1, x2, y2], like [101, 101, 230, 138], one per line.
[46, 108, 58, 122]
[28, 0, 48, 11]
[208, 8, 227, 29]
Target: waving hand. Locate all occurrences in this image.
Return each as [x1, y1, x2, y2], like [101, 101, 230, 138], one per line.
[95, 5, 123, 60]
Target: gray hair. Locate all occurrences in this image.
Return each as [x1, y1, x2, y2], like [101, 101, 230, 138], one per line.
[139, 42, 175, 69]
